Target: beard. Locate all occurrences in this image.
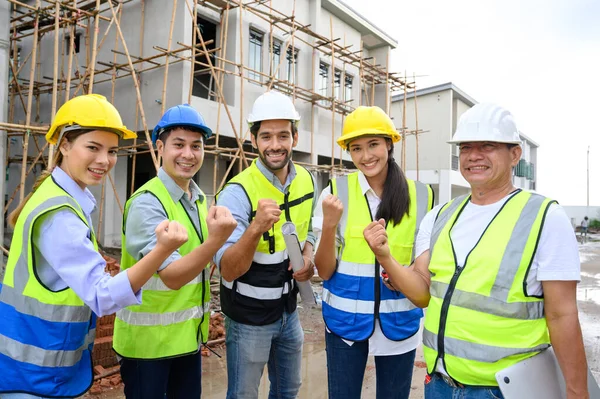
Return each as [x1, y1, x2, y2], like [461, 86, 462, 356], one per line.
[258, 149, 292, 172]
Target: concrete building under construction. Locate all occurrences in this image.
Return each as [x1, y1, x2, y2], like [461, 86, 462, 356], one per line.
[0, 0, 414, 250]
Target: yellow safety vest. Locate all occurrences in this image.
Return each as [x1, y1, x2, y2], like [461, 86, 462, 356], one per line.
[113, 177, 210, 359]
[423, 190, 554, 386]
[323, 172, 433, 341]
[219, 159, 314, 325]
[0, 176, 96, 397]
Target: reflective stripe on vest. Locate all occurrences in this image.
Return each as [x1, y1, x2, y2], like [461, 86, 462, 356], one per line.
[0, 177, 96, 397]
[322, 173, 431, 341]
[219, 160, 314, 325]
[423, 190, 553, 386]
[113, 176, 210, 360]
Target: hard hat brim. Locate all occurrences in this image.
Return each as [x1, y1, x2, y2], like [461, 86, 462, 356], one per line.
[337, 129, 401, 150]
[45, 125, 136, 145]
[447, 137, 522, 145]
[151, 123, 213, 144]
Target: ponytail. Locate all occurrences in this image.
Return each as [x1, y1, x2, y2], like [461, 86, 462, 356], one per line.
[8, 128, 87, 228]
[375, 141, 409, 226]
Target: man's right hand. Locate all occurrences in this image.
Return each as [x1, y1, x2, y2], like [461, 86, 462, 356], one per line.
[251, 199, 281, 233]
[322, 194, 344, 228]
[155, 220, 189, 253]
[206, 205, 238, 244]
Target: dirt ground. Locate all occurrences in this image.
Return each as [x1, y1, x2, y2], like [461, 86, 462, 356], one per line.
[82, 236, 600, 398]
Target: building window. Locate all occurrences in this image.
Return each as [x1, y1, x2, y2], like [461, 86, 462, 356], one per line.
[344, 74, 353, 102]
[271, 40, 281, 79]
[452, 155, 459, 171]
[192, 16, 218, 100]
[319, 62, 329, 102]
[286, 47, 298, 84]
[65, 33, 81, 54]
[248, 29, 263, 81]
[334, 69, 342, 100]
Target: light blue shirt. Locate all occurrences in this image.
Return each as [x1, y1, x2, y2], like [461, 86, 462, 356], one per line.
[214, 159, 317, 268]
[33, 167, 141, 317]
[124, 168, 206, 271]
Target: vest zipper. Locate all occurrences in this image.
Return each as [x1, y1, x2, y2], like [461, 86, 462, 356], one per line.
[437, 265, 464, 364]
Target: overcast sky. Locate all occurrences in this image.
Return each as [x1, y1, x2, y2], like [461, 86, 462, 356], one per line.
[342, 0, 600, 206]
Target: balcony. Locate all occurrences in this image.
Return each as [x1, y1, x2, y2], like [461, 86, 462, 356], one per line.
[452, 155, 459, 171]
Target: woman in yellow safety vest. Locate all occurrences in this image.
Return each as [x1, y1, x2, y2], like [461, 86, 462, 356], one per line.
[314, 106, 433, 399]
[0, 94, 187, 398]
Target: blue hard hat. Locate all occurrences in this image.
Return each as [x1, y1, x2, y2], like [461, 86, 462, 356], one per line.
[152, 104, 213, 144]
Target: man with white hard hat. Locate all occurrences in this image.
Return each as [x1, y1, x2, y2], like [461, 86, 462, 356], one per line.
[215, 91, 316, 399]
[362, 103, 589, 398]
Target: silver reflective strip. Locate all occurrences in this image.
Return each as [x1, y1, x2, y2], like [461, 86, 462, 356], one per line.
[411, 181, 430, 263]
[253, 249, 287, 265]
[491, 194, 546, 301]
[337, 260, 376, 278]
[221, 279, 290, 299]
[0, 284, 92, 323]
[0, 328, 95, 368]
[430, 281, 544, 320]
[322, 288, 416, 314]
[116, 303, 210, 326]
[335, 175, 349, 255]
[423, 329, 548, 363]
[252, 240, 305, 265]
[430, 195, 468, 257]
[143, 270, 205, 291]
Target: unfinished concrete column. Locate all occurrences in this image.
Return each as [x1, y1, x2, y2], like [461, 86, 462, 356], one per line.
[0, 0, 11, 248]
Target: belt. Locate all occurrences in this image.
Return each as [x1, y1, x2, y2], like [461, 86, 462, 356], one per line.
[434, 372, 465, 388]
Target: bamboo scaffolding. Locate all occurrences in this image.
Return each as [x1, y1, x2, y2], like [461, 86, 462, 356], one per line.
[19, 0, 41, 202]
[3, 0, 420, 256]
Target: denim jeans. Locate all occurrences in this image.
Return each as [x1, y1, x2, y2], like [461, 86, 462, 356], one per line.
[225, 311, 303, 399]
[119, 351, 202, 399]
[325, 330, 416, 399]
[424, 373, 504, 399]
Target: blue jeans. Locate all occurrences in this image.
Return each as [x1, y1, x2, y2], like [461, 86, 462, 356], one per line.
[425, 373, 504, 399]
[119, 351, 202, 399]
[325, 330, 416, 399]
[225, 311, 303, 399]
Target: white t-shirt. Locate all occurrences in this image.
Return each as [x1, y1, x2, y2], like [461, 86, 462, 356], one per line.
[415, 192, 581, 375]
[313, 171, 421, 356]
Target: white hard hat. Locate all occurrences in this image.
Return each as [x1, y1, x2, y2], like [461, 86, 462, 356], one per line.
[448, 103, 522, 145]
[247, 91, 301, 128]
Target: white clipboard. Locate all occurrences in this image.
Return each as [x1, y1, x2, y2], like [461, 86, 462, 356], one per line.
[496, 347, 600, 399]
[281, 222, 317, 305]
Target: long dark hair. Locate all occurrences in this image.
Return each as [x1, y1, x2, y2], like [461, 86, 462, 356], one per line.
[375, 140, 409, 227]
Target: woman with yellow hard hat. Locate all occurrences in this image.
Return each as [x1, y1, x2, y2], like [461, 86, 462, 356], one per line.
[313, 106, 434, 399]
[0, 94, 188, 398]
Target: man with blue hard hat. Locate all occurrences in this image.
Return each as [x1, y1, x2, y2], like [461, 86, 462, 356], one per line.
[113, 104, 238, 398]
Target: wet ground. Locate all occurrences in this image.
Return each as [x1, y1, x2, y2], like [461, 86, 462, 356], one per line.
[85, 236, 600, 398]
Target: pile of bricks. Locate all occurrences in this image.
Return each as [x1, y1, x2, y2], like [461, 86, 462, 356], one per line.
[92, 254, 121, 370]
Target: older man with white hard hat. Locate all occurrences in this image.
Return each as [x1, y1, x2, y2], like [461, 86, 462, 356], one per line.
[362, 103, 589, 398]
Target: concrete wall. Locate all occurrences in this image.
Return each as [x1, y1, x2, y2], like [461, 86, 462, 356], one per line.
[391, 89, 453, 173]
[1, 0, 9, 248]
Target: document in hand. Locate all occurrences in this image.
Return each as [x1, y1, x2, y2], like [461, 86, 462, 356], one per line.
[281, 222, 317, 305]
[496, 347, 600, 399]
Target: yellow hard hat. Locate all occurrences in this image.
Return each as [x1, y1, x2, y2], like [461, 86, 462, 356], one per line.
[46, 94, 136, 144]
[337, 106, 400, 150]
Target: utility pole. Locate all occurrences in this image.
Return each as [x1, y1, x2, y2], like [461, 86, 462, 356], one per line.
[587, 145, 590, 217]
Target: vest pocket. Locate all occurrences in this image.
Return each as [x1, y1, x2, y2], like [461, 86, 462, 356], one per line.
[389, 242, 414, 265]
